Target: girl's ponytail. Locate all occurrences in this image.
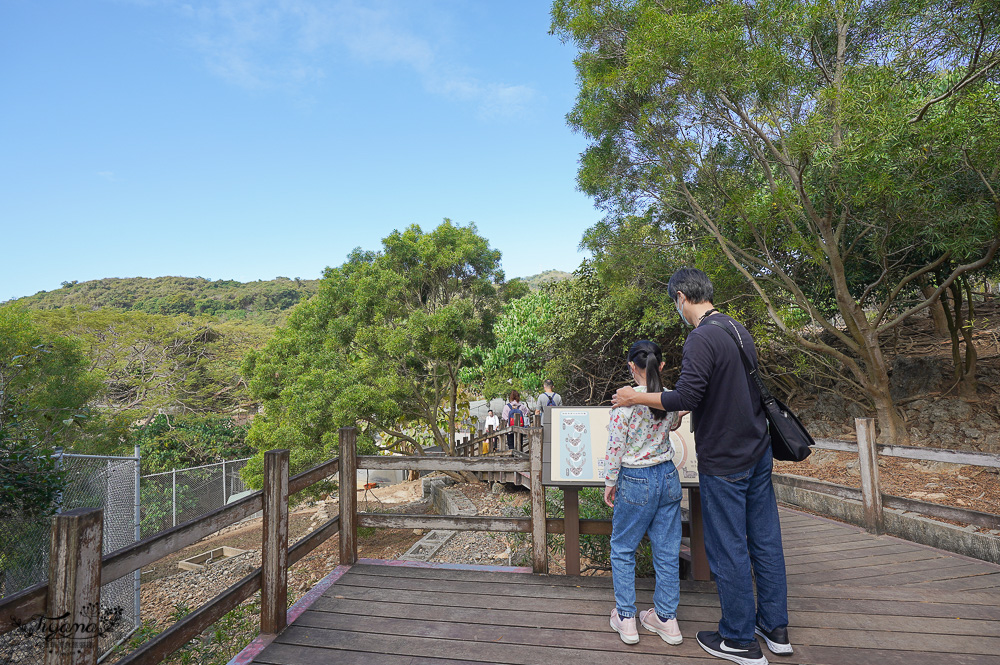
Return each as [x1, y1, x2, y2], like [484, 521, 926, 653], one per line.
[627, 340, 667, 421]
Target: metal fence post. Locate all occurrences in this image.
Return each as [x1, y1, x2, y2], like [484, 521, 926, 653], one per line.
[856, 417, 885, 534]
[221, 459, 227, 506]
[44, 508, 103, 665]
[171, 468, 177, 528]
[133, 445, 141, 628]
[261, 449, 290, 634]
[529, 426, 547, 574]
[339, 427, 358, 566]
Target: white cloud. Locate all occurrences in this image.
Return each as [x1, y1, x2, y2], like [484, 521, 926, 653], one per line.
[141, 0, 535, 118]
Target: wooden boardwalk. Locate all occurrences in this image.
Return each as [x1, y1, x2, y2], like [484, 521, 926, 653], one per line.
[243, 508, 1000, 665]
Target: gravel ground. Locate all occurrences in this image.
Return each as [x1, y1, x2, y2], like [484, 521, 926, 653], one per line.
[428, 482, 531, 567]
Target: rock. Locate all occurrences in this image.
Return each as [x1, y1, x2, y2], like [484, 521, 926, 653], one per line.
[413, 529, 424, 535]
[889, 356, 944, 401]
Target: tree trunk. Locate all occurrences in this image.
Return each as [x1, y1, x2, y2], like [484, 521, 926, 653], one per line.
[920, 281, 950, 337]
[854, 322, 911, 445]
[960, 278, 979, 398]
[942, 277, 978, 398]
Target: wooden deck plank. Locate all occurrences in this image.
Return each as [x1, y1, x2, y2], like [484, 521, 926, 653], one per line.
[785, 553, 980, 585]
[321, 573, 1000, 621]
[286, 598, 1000, 659]
[253, 643, 486, 665]
[270, 625, 725, 665]
[791, 645, 1000, 665]
[242, 506, 1000, 665]
[895, 572, 1000, 591]
[826, 563, 1000, 588]
[784, 548, 944, 574]
[310, 596, 1000, 638]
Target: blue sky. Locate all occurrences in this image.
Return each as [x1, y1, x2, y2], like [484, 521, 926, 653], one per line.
[0, 0, 600, 302]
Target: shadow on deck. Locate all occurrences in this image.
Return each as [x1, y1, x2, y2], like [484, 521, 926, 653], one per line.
[236, 507, 1000, 665]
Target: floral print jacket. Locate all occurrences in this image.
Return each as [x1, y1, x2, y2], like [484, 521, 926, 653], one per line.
[605, 387, 679, 487]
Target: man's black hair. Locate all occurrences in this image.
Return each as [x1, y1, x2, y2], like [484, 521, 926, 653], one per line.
[667, 267, 714, 304]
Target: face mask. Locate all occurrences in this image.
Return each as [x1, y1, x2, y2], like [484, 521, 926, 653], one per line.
[676, 297, 691, 327]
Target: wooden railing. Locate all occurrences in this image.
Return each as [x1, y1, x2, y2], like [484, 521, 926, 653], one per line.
[774, 418, 1000, 533]
[2, 422, 699, 665]
[344, 425, 551, 572]
[0, 439, 342, 665]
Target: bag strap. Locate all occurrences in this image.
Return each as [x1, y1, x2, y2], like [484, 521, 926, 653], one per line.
[706, 320, 776, 406]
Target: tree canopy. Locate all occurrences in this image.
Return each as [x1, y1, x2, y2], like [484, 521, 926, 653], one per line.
[242, 220, 508, 484]
[552, 0, 1000, 443]
[0, 306, 101, 518]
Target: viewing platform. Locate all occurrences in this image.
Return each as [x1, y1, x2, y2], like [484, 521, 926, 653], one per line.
[237, 507, 1000, 665]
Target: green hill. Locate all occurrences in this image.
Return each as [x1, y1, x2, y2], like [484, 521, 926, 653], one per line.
[12, 276, 319, 322]
[519, 269, 574, 291]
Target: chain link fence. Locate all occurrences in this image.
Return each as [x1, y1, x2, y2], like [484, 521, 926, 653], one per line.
[0, 451, 140, 665]
[1, 455, 252, 664]
[139, 458, 252, 539]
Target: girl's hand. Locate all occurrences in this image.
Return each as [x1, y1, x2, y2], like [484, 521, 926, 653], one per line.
[671, 411, 690, 431]
[604, 485, 616, 507]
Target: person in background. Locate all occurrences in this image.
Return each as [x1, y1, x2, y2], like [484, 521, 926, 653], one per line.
[534, 379, 563, 421]
[612, 267, 790, 665]
[501, 390, 530, 450]
[484, 409, 500, 453]
[604, 340, 683, 647]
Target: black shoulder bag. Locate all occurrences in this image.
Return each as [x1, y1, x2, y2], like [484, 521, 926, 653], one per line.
[708, 320, 814, 462]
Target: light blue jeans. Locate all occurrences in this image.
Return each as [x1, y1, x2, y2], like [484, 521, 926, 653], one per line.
[610, 461, 683, 619]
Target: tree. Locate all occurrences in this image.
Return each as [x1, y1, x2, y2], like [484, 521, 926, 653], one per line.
[242, 220, 506, 484]
[33, 309, 263, 419]
[552, 0, 1000, 443]
[0, 306, 101, 518]
[461, 290, 557, 400]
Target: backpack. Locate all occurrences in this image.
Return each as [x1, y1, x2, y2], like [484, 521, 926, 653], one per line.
[506, 403, 524, 427]
[544, 393, 557, 407]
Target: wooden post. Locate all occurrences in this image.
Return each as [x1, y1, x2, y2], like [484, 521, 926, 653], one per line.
[529, 426, 547, 573]
[260, 449, 289, 634]
[339, 427, 358, 566]
[563, 488, 580, 576]
[44, 508, 103, 665]
[856, 417, 884, 534]
[688, 487, 710, 581]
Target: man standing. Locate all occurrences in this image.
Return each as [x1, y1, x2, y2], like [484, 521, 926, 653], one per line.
[612, 268, 791, 665]
[534, 379, 562, 421]
[484, 409, 500, 453]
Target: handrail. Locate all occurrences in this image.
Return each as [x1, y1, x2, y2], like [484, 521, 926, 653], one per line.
[357, 455, 529, 472]
[0, 456, 340, 637]
[812, 437, 1000, 469]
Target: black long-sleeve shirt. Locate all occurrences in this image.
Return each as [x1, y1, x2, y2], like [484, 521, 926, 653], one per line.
[659, 313, 770, 475]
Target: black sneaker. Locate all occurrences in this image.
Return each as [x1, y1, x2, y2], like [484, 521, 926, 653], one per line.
[696, 631, 768, 665]
[755, 624, 793, 655]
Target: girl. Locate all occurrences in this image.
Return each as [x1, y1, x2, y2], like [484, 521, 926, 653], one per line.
[605, 340, 683, 646]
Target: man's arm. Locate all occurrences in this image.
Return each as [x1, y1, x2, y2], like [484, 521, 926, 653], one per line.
[612, 387, 664, 409]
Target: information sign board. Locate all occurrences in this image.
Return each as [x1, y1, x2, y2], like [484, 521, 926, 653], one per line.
[542, 405, 699, 487]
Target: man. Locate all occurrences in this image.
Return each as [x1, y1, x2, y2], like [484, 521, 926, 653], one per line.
[484, 409, 500, 453]
[534, 379, 562, 421]
[612, 268, 791, 665]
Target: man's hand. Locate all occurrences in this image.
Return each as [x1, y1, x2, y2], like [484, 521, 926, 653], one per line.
[612, 385, 637, 408]
[671, 411, 690, 431]
[604, 485, 616, 507]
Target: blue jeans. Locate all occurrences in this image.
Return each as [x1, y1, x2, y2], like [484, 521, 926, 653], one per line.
[699, 447, 788, 644]
[610, 462, 682, 619]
